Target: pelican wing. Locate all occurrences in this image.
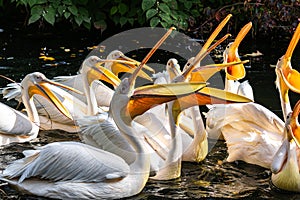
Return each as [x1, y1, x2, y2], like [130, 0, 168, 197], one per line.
[3, 141, 130, 183]
[0, 83, 22, 102]
[77, 115, 136, 164]
[206, 102, 285, 168]
[0, 103, 35, 136]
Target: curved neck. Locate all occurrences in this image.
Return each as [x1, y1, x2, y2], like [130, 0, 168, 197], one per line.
[190, 106, 206, 142]
[22, 92, 40, 126]
[83, 74, 98, 116]
[167, 101, 182, 163]
[276, 71, 292, 121]
[110, 95, 149, 172]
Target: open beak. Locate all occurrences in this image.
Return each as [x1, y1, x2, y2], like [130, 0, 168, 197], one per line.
[182, 13, 232, 79]
[128, 27, 176, 90]
[110, 53, 155, 81]
[225, 22, 252, 80]
[190, 60, 249, 82]
[271, 136, 290, 174]
[272, 99, 300, 174]
[171, 86, 253, 118]
[277, 22, 300, 95]
[198, 14, 232, 56]
[28, 79, 80, 120]
[86, 59, 128, 87]
[115, 52, 155, 73]
[127, 82, 207, 119]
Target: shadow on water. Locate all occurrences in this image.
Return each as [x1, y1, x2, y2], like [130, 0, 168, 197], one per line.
[0, 27, 300, 199]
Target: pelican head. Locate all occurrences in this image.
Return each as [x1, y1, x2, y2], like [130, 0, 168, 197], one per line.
[21, 72, 79, 120]
[271, 99, 300, 192]
[166, 58, 181, 81]
[106, 50, 154, 81]
[80, 56, 126, 87]
[224, 22, 252, 80]
[275, 22, 300, 119]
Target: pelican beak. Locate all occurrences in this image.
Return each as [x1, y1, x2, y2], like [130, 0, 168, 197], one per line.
[171, 86, 253, 117]
[128, 27, 175, 90]
[115, 53, 155, 73]
[28, 79, 79, 120]
[290, 100, 300, 147]
[111, 54, 155, 81]
[271, 136, 290, 174]
[182, 13, 232, 79]
[199, 14, 232, 55]
[87, 60, 123, 87]
[225, 22, 252, 80]
[190, 60, 249, 82]
[277, 22, 300, 94]
[127, 82, 207, 119]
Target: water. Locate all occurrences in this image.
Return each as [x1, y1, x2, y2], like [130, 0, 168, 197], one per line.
[0, 27, 300, 199]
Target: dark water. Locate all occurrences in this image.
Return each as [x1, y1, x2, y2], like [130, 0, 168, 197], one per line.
[0, 27, 300, 199]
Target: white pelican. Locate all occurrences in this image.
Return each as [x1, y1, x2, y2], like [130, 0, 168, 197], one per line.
[223, 22, 253, 96]
[0, 27, 208, 199]
[205, 22, 300, 168]
[271, 99, 300, 192]
[275, 22, 300, 120]
[0, 72, 75, 145]
[52, 50, 154, 108]
[1, 57, 137, 132]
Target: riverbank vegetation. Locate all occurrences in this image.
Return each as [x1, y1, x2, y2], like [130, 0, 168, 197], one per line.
[0, 0, 299, 39]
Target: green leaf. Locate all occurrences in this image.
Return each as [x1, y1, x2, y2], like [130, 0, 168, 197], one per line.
[64, 11, 71, 19]
[35, 0, 47, 5]
[158, 3, 170, 13]
[162, 0, 172, 2]
[120, 16, 127, 27]
[169, 1, 178, 10]
[159, 13, 172, 24]
[142, 0, 156, 11]
[62, 0, 72, 5]
[94, 20, 107, 30]
[58, 5, 66, 16]
[146, 8, 158, 20]
[83, 21, 91, 29]
[150, 16, 160, 27]
[28, 0, 36, 7]
[184, 1, 192, 9]
[43, 7, 55, 25]
[118, 3, 128, 15]
[78, 7, 89, 17]
[128, 18, 134, 26]
[110, 6, 118, 15]
[31, 5, 43, 16]
[28, 14, 41, 24]
[68, 5, 78, 15]
[160, 21, 169, 28]
[75, 15, 83, 26]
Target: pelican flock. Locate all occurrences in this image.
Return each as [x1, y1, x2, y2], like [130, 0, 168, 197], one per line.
[0, 14, 299, 199]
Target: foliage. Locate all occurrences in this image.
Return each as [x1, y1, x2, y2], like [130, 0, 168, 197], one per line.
[5, 0, 300, 38]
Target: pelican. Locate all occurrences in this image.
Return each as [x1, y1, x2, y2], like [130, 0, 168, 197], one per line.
[52, 50, 154, 108]
[275, 22, 300, 120]
[0, 27, 209, 199]
[1, 58, 138, 132]
[205, 22, 300, 168]
[0, 72, 75, 145]
[271, 100, 300, 192]
[223, 22, 253, 97]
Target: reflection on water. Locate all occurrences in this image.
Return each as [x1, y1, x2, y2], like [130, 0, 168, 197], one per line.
[0, 28, 300, 199]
